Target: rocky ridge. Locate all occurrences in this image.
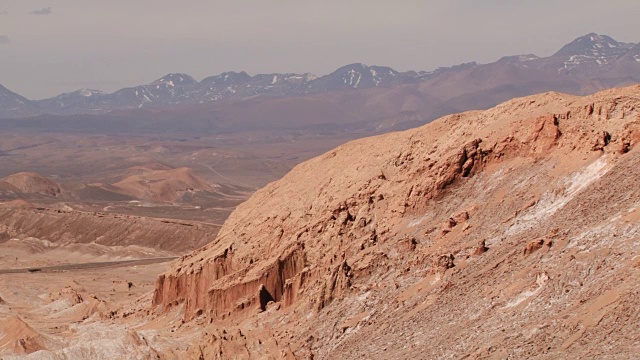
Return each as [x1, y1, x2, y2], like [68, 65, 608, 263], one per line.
[0, 205, 219, 252]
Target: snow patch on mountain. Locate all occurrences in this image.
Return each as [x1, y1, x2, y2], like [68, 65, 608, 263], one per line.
[555, 33, 630, 72]
[343, 69, 362, 88]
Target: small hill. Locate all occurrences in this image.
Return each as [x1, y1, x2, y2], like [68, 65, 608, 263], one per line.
[2, 172, 61, 197]
[112, 167, 217, 203]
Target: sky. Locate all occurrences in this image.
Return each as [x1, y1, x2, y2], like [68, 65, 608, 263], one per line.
[0, 0, 639, 99]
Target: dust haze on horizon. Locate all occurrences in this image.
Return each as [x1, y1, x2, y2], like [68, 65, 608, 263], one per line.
[0, 0, 638, 99]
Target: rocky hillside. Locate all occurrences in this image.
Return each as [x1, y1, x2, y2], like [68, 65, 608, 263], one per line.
[151, 86, 640, 358]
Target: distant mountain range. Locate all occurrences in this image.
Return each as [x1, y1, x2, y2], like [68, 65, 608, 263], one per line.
[1, 33, 639, 127]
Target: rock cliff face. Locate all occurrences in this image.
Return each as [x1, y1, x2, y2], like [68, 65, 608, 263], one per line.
[153, 86, 640, 358]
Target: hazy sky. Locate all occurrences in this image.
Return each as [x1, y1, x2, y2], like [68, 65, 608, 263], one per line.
[0, 0, 638, 99]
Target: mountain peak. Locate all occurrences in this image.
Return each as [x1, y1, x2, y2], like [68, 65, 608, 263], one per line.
[336, 62, 368, 71]
[553, 33, 623, 58]
[73, 88, 105, 97]
[497, 54, 540, 64]
[320, 63, 400, 89]
[152, 73, 197, 86]
[0, 84, 36, 118]
[0, 84, 31, 102]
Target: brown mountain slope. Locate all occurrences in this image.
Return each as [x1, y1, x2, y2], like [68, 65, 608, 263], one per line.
[152, 86, 640, 358]
[2, 172, 61, 197]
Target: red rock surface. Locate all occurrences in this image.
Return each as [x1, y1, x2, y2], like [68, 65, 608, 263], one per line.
[149, 86, 640, 358]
